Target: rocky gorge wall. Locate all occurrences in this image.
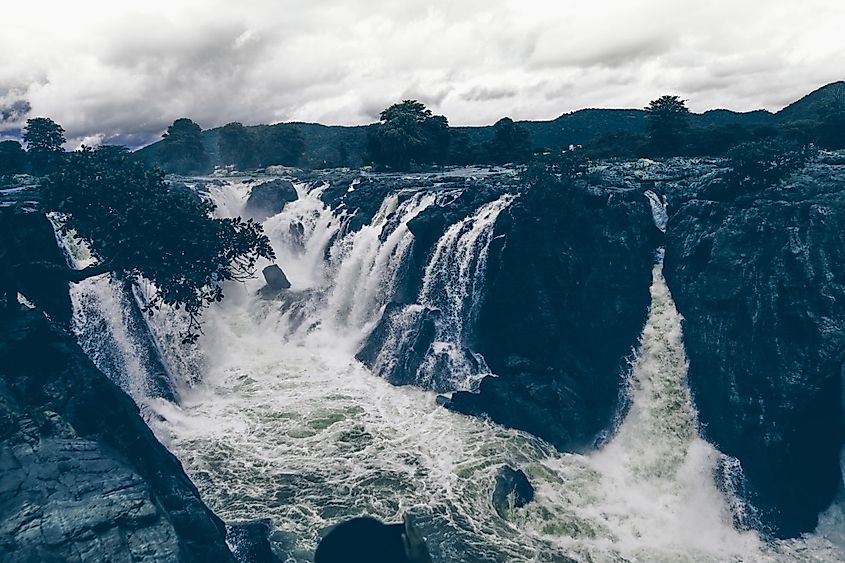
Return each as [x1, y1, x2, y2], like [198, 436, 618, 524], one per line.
[0, 308, 234, 562]
[663, 158, 845, 538]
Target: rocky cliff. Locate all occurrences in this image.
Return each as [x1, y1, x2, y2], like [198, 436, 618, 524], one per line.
[0, 308, 235, 562]
[447, 175, 662, 451]
[663, 158, 845, 538]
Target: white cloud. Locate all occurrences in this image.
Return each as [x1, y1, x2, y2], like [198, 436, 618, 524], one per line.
[1, 0, 843, 147]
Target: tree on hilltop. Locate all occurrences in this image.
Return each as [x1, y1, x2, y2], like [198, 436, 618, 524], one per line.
[367, 100, 450, 170]
[23, 117, 66, 175]
[645, 95, 690, 155]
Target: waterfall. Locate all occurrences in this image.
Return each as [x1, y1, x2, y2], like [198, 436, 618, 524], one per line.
[644, 189, 668, 233]
[358, 193, 515, 392]
[59, 173, 843, 562]
[54, 224, 177, 404]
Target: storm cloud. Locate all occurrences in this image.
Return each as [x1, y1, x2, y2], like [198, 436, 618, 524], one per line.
[1, 0, 843, 148]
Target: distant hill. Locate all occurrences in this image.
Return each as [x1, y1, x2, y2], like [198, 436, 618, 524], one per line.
[136, 80, 843, 170]
[776, 81, 845, 122]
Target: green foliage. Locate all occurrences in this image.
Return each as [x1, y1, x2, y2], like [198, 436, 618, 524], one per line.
[218, 122, 255, 169]
[0, 140, 26, 175]
[815, 100, 845, 149]
[486, 117, 533, 164]
[645, 95, 690, 155]
[258, 124, 305, 167]
[711, 140, 817, 199]
[367, 100, 450, 170]
[522, 150, 589, 188]
[23, 117, 66, 175]
[218, 122, 305, 170]
[42, 145, 275, 340]
[161, 118, 210, 175]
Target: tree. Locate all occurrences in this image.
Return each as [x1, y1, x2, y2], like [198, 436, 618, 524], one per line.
[486, 117, 533, 164]
[815, 99, 845, 149]
[645, 95, 690, 155]
[256, 124, 305, 167]
[0, 140, 26, 175]
[367, 100, 450, 170]
[160, 118, 210, 175]
[23, 117, 66, 175]
[218, 122, 256, 169]
[42, 145, 274, 340]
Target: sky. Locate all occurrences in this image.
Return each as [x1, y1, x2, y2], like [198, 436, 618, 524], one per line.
[1, 0, 844, 148]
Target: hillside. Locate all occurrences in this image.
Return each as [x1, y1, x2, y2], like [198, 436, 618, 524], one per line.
[135, 80, 842, 170]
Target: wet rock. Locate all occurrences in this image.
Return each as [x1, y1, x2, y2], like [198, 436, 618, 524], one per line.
[0, 208, 72, 325]
[356, 303, 440, 387]
[262, 264, 291, 290]
[244, 179, 298, 220]
[492, 466, 535, 517]
[451, 178, 660, 452]
[315, 516, 428, 563]
[0, 309, 234, 562]
[227, 519, 282, 563]
[663, 160, 845, 538]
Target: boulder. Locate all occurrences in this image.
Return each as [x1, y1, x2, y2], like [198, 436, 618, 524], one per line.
[492, 466, 535, 517]
[663, 161, 845, 538]
[315, 516, 430, 563]
[227, 519, 282, 563]
[262, 264, 291, 290]
[244, 179, 298, 220]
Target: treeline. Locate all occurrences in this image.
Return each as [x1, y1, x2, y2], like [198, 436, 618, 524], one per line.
[0, 118, 67, 177]
[3, 91, 843, 179]
[365, 100, 533, 170]
[588, 95, 845, 159]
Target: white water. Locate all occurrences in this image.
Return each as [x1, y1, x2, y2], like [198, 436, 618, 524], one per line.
[65, 177, 844, 562]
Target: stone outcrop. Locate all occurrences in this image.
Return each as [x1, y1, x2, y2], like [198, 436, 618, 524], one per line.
[663, 160, 845, 538]
[492, 466, 534, 517]
[244, 179, 298, 221]
[1, 208, 72, 326]
[448, 178, 661, 452]
[356, 303, 441, 387]
[0, 309, 234, 562]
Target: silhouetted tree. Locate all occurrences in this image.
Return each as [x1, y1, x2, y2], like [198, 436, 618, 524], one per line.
[0, 140, 26, 175]
[645, 95, 690, 155]
[218, 122, 256, 169]
[160, 118, 210, 175]
[367, 100, 450, 170]
[23, 117, 66, 175]
[815, 99, 845, 149]
[256, 124, 305, 167]
[42, 145, 274, 340]
[486, 117, 533, 164]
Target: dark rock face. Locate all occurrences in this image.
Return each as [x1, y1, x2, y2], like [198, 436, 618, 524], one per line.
[314, 517, 416, 563]
[492, 466, 534, 517]
[227, 519, 282, 563]
[0, 310, 233, 562]
[663, 165, 845, 538]
[1, 209, 72, 325]
[449, 181, 660, 452]
[262, 264, 291, 290]
[244, 179, 298, 220]
[356, 303, 441, 387]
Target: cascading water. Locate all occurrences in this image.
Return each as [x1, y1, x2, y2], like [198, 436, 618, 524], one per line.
[68, 175, 844, 562]
[56, 225, 178, 404]
[361, 193, 515, 392]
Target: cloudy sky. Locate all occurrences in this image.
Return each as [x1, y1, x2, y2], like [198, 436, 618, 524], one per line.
[2, 0, 843, 148]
